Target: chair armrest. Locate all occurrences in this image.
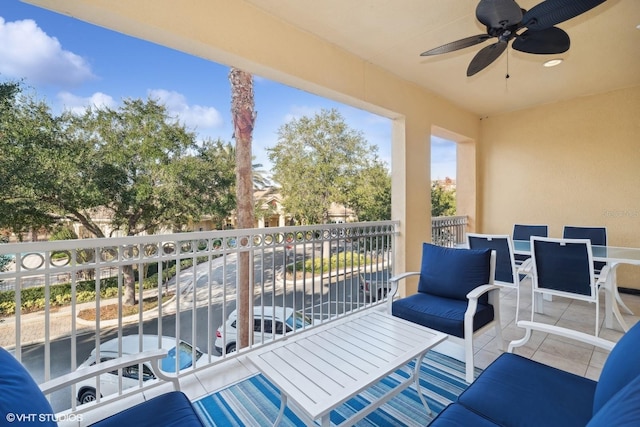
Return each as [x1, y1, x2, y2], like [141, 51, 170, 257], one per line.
[508, 320, 616, 353]
[466, 284, 501, 300]
[387, 272, 420, 313]
[40, 349, 179, 395]
[464, 284, 501, 324]
[517, 258, 533, 276]
[597, 264, 611, 286]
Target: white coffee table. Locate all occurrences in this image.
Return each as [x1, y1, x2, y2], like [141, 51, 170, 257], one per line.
[248, 308, 447, 426]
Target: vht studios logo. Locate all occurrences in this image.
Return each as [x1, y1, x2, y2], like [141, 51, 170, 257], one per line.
[5, 413, 83, 423]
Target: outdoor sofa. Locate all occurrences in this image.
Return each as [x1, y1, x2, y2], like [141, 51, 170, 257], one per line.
[0, 346, 204, 427]
[429, 319, 640, 426]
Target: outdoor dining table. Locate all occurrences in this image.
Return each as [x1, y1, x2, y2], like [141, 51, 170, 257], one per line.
[513, 240, 640, 332]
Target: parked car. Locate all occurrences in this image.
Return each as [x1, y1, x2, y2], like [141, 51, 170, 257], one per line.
[359, 272, 391, 301]
[75, 335, 206, 404]
[214, 306, 314, 354]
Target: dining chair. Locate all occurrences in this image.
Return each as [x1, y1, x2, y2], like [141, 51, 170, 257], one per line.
[389, 243, 502, 383]
[467, 233, 522, 322]
[512, 224, 548, 266]
[563, 226, 633, 316]
[530, 236, 601, 335]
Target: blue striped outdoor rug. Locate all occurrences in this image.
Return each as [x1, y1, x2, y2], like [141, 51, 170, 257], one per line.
[194, 351, 476, 426]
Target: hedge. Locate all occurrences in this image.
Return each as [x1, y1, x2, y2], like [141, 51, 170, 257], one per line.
[0, 258, 197, 317]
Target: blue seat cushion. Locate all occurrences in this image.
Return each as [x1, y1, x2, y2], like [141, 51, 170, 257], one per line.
[593, 320, 640, 414]
[90, 391, 204, 427]
[391, 292, 494, 338]
[0, 347, 57, 427]
[458, 353, 597, 427]
[429, 403, 501, 426]
[588, 374, 640, 426]
[418, 243, 492, 303]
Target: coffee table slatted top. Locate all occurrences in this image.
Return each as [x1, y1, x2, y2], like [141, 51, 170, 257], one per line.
[248, 308, 447, 422]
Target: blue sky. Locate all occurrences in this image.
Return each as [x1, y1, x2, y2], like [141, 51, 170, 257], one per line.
[0, 0, 455, 180]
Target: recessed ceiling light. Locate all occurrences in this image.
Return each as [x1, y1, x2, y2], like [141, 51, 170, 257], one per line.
[543, 59, 563, 68]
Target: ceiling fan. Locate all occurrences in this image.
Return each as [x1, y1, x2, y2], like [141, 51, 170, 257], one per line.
[420, 0, 607, 76]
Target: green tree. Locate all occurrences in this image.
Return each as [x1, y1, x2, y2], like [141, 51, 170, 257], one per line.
[268, 108, 378, 224]
[174, 138, 237, 230]
[431, 180, 456, 217]
[348, 159, 391, 221]
[1, 85, 237, 305]
[0, 82, 65, 236]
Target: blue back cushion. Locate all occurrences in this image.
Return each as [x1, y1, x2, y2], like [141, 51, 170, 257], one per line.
[588, 374, 640, 426]
[0, 347, 57, 426]
[593, 321, 640, 414]
[418, 243, 492, 301]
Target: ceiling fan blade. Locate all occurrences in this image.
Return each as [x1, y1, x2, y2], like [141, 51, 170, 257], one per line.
[476, 0, 523, 29]
[512, 27, 570, 54]
[420, 34, 493, 56]
[467, 41, 508, 76]
[522, 0, 607, 31]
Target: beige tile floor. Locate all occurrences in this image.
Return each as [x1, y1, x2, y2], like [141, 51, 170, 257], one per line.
[473, 277, 639, 381]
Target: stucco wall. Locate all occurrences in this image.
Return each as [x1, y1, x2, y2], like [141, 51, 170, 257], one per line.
[478, 85, 640, 287]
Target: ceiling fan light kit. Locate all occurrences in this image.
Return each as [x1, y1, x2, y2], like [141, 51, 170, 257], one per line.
[420, 0, 607, 76]
[543, 58, 563, 67]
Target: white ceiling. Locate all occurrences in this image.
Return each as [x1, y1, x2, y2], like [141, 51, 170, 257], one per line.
[245, 0, 640, 116]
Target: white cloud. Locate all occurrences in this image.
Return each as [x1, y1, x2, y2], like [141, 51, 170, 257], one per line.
[282, 105, 323, 123]
[148, 89, 224, 130]
[57, 91, 116, 114]
[0, 18, 94, 87]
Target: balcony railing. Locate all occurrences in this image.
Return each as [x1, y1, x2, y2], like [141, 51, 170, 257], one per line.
[431, 215, 468, 247]
[0, 221, 397, 414]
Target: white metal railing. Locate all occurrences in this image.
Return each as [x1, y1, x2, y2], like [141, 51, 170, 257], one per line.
[431, 215, 468, 247]
[0, 221, 397, 414]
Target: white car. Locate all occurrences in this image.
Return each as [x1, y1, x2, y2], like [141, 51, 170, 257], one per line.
[75, 335, 206, 404]
[214, 306, 314, 354]
[359, 272, 391, 301]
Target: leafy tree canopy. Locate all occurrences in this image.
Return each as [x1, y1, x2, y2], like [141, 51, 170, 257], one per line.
[431, 180, 456, 217]
[268, 108, 390, 224]
[0, 82, 237, 238]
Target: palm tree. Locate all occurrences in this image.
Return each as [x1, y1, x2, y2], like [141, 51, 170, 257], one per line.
[229, 68, 256, 351]
[221, 144, 271, 190]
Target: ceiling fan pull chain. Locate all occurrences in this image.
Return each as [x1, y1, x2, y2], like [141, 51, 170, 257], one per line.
[505, 47, 510, 92]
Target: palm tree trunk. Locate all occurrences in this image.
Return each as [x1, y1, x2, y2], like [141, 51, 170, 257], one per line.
[230, 68, 256, 351]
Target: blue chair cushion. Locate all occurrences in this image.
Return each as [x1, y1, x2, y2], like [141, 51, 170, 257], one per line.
[90, 391, 204, 426]
[391, 292, 494, 338]
[592, 320, 640, 414]
[458, 353, 597, 427]
[429, 403, 501, 426]
[418, 243, 492, 302]
[588, 374, 640, 426]
[0, 347, 57, 427]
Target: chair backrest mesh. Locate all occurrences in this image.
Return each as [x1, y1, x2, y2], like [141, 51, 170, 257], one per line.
[562, 226, 607, 272]
[532, 238, 593, 296]
[467, 234, 514, 284]
[513, 224, 548, 240]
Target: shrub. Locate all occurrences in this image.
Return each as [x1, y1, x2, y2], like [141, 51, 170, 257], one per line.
[288, 251, 370, 275]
